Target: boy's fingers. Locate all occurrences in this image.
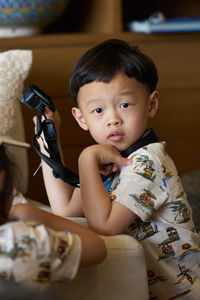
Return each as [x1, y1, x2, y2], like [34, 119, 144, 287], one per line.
[33, 116, 37, 124]
[115, 155, 132, 166]
[45, 106, 52, 114]
[123, 158, 132, 166]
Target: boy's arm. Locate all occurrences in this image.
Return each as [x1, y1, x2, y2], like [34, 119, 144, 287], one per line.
[34, 109, 83, 217]
[78, 145, 137, 235]
[41, 157, 83, 217]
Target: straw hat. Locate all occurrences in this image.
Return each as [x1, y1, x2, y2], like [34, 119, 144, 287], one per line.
[0, 49, 32, 193]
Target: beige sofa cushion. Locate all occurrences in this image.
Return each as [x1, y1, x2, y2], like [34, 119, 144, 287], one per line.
[0, 49, 32, 194]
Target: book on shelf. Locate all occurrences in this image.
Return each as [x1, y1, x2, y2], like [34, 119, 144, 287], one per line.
[128, 12, 200, 34]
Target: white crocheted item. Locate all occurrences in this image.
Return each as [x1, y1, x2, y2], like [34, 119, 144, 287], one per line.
[0, 50, 32, 194]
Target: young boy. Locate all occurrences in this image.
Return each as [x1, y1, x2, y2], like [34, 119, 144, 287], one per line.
[38, 39, 200, 299]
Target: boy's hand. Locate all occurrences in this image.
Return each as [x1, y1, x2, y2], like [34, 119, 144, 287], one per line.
[79, 144, 132, 176]
[33, 108, 61, 149]
[33, 107, 61, 132]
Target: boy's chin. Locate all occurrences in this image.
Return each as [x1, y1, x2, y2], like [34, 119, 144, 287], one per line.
[103, 141, 132, 152]
[111, 144, 129, 152]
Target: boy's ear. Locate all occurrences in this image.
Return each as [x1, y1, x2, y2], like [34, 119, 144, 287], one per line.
[71, 107, 89, 131]
[148, 91, 159, 118]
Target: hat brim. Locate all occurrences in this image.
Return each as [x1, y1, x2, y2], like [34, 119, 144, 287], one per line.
[0, 136, 30, 148]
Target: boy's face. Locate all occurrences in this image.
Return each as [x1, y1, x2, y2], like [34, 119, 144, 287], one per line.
[72, 72, 158, 152]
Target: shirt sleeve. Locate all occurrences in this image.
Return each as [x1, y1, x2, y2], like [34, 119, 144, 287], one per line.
[0, 221, 82, 283]
[112, 148, 170, 221]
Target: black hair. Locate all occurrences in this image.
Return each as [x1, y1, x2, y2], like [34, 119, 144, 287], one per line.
[0, 145, 15, 225]
[69, 39, 158, 104]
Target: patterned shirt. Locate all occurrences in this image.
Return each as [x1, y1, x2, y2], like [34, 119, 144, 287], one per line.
[108, 142, 200, 299]
[0, 220, 81, 288]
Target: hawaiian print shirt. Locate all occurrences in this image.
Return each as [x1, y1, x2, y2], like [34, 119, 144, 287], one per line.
[0, 220, 81, 287]
[108, 142, 200, 299]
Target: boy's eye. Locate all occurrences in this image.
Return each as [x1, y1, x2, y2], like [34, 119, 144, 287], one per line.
[94, 108, 103, 114]
[120, 103, 130, 109]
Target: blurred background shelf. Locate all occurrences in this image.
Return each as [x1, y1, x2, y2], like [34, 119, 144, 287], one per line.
[42, 0, 200, 34]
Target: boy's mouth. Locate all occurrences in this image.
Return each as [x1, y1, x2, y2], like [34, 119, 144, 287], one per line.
[108, 132, 123, 142]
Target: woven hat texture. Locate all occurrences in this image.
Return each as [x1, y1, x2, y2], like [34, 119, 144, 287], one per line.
[0, 50, 32, 193]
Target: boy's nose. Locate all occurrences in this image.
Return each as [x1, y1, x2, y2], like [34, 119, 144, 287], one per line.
[108, 119, 120, 126]
[107, 112, 121, 126]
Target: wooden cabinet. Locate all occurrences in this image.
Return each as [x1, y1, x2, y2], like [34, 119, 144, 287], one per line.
[1, 0, 200, 203]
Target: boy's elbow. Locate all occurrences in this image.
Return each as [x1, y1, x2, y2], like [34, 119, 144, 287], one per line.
[51, 206, 84, 218]
[87, 222, 120, 236]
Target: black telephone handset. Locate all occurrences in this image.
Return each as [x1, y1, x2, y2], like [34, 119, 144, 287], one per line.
[20, 84, 80, 187]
